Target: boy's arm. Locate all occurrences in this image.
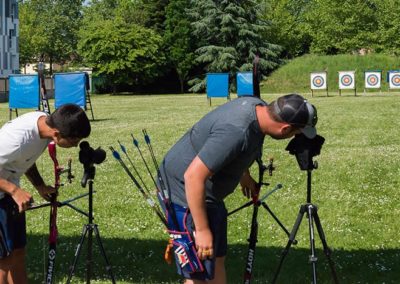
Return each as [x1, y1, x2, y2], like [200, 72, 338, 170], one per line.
[25, 163, 56, 201]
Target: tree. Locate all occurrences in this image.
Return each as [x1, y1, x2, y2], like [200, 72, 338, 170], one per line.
[78, 0, 165, 93]
[18, 0, 84, 73]
[19, 2, 37, 72]
[305, 0, 379, 54]
[263, 0, 313, 58]
[188, 0, 281, 92]
[164, 0, 196, 93]
[375, 0, 400, 55]
[140, 0, 169, 34]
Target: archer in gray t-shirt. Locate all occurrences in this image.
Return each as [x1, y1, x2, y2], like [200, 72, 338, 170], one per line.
[158, 94, 318, 283]
[159, 96, 266, 207]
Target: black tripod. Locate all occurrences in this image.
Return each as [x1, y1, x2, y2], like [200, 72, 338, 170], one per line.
[228, 158, 296, 284]
[66, 164, 116, 284]
[272, 134, 339, 284]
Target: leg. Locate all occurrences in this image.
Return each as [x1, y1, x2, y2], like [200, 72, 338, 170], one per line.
[93, 225, 116, 283]
[272, 205, 307, 284]
[313, 210, 339, 284]
[0, 197, 28, 284]
[184, 257, 226, 284]
[67, 225, 89, 284]
[211, 257, 226, 284]
[306, 205, 317, 284]
[0, 248, 28, 284]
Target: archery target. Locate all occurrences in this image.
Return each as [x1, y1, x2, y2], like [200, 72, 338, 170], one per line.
[389, 71, 400, 89]
[339, 71, 355, 89]
[365, 71, 381, 89]
[310, 72, 327, 90]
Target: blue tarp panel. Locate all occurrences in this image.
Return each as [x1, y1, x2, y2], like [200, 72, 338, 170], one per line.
[9, 74, 39, 109]
[237, 72, 253, 96]
[206, 73, 229, 98]
[54, 73, 86, 108]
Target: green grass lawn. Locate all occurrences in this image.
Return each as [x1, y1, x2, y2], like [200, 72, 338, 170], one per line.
[1, 92, 400, 283]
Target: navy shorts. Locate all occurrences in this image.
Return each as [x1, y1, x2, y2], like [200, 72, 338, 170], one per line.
[170, 201, 228, 281]
[0, 195, 27, 257]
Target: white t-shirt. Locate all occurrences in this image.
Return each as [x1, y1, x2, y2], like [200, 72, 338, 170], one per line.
[0, 111, 50, 197]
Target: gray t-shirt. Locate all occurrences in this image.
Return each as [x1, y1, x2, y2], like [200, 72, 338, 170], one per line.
[159, 96, 267, 207]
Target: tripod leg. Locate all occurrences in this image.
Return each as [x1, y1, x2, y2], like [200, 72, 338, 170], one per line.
[261, 202, 298, 245]
[67, 225, 89, 284]
[307, 205, 317, 284]
[313, 209, 339, 284]
[87, 224, 93, 284]
[271, 205, 306, 284]
[93, 225, 116, 284]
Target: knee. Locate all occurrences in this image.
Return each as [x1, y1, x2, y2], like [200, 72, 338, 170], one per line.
[0, 248, 26, 269]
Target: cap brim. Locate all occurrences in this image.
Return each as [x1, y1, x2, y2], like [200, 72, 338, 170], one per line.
[301, 125, 317, 139]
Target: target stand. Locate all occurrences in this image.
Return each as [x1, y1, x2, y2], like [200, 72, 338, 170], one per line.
[388, 70, 400, 94]
[364, 70, 382, 95]
[310, 72, 328, 97]
[338, 71, 356, 96]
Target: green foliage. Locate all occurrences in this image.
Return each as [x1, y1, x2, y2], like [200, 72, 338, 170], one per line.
[305, 0, 379, 54]
[264, 0, 313, 58]
[18, 0, 83, 71]
[164, 0, 196, 93]
[141, 0, 169, 34]
[188, 0, 281, 92]
[78, 0, 165, 91]
[262, 54, 400, 94]
[374, 0, 400, 55]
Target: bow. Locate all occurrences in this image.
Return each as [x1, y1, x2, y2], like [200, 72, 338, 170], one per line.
[46, 142, 58, 284]
[252, 55, 260, 98]
[45, 142, 73, 284]
[38, 55, 50, 114]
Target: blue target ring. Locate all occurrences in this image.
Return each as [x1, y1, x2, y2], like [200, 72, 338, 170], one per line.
[391, 74, 400, 86]
[366, 74, 379, 86]
[341, 75, 353, 86]
[312, 76, 324, 88]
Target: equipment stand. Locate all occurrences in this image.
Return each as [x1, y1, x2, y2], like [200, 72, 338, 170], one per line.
[228, 159, 295, 284]
[66, 166, 116, 284]
[271, 169, 339, 284]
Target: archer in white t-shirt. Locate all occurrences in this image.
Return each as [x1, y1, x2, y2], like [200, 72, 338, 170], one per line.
[0, 104, 91, 284]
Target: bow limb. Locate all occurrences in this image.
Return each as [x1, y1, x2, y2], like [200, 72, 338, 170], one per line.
[253, 55, 260, 98]
[46, 141, 59, 284]
[38, 55, 51, 115]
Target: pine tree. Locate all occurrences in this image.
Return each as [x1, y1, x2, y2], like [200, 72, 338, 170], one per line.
[188, 0, 281, 92]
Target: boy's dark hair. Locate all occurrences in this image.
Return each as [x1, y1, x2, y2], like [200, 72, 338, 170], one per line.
[46, 104, 91, 138]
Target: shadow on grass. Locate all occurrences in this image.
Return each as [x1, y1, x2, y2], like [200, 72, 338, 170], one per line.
[26, 234, 400, 283]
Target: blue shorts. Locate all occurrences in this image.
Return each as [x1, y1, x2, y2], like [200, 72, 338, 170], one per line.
[166, 200, 228, 281]
[0, 195, 27, 257]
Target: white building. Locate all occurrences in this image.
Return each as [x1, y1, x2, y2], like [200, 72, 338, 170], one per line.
[0, 0, 19, 76]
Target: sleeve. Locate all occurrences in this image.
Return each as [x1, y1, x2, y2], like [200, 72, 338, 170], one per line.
[197, 124, 245, 173]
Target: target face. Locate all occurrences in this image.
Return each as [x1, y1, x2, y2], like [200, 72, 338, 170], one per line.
[365, 72, 381, 89]
[390, 73, 400, 89]
[313, 76, 324, 87]
[339, 71, 355, 89]
[341, 75, 353, 86]
[310, 72, 327, 90]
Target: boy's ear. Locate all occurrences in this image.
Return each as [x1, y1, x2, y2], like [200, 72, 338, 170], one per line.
[50, 128, 61, 141]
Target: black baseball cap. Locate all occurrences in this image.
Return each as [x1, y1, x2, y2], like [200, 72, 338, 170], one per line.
[272, 94, 318, 138]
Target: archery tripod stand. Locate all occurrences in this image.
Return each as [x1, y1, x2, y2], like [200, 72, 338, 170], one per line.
[66, 165, 116, 284]
[228, 158, 296, 284]
[271, 164, 339, 284]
